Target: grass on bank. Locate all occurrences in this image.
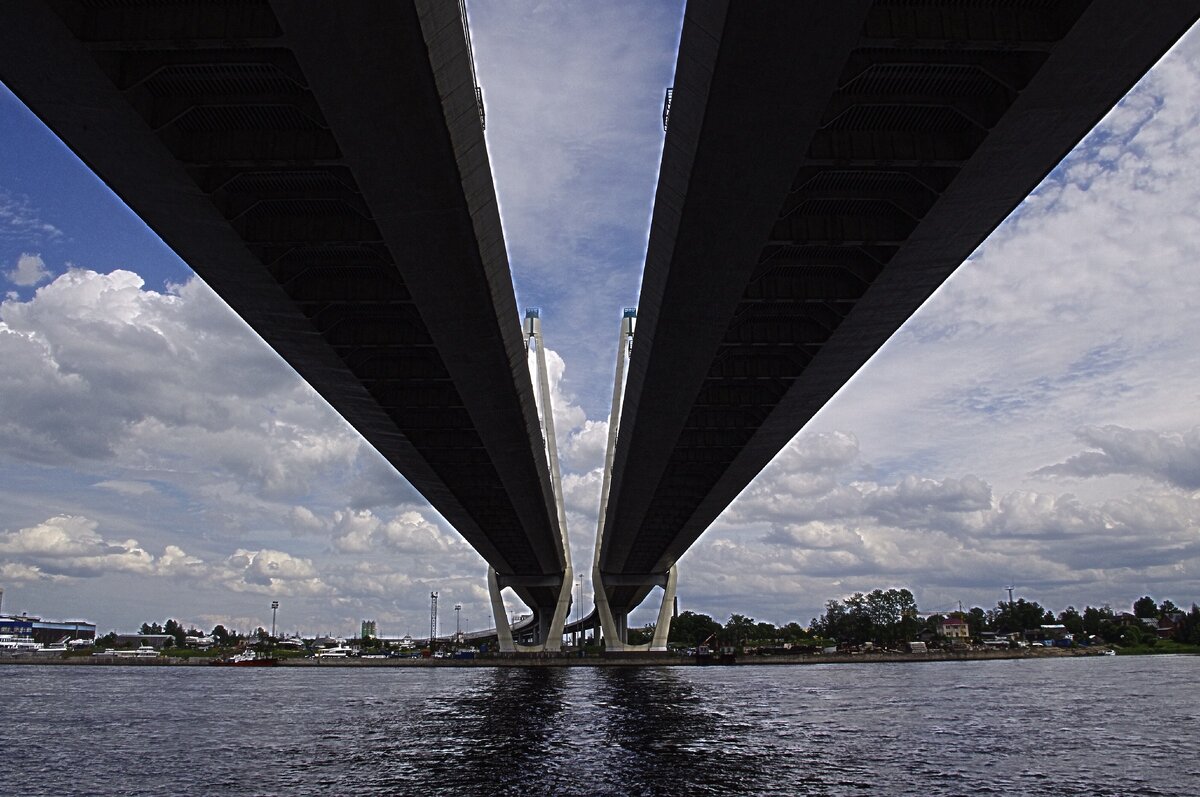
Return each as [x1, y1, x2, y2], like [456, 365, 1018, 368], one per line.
[1115, 640, 1200, 655]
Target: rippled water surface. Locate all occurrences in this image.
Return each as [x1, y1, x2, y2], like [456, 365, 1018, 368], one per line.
[3, 656, 1198, 795]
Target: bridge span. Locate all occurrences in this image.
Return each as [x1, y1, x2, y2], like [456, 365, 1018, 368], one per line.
[0, 0, 572, 649]
[595, 0, 1200, 650]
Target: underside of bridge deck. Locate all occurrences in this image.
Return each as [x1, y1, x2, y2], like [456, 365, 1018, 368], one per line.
[599, 0, 1200, 618]
[0, 0, 568, 618]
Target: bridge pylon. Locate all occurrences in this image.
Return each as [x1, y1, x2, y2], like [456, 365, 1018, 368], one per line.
[591, 309, 677, 652]
[488, 310, 574, 653]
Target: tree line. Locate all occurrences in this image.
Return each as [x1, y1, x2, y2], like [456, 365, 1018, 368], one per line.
[95, 620, 264, 649]
[109, 591, 1200, 651]
[664, 590, 1200, 649]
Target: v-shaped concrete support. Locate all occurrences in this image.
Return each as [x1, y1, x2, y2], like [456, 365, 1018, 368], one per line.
[491, 310, 573, 653]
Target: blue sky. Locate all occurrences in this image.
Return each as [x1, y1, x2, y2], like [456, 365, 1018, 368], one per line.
[0, 86, 192, 294]
[2, 4, 1200, 637]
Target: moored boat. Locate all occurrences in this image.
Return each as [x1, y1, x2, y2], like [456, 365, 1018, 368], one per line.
[212, 649, 277, 667]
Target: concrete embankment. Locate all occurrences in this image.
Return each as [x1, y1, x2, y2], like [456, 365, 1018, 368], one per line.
[2, 647, 1109, 668]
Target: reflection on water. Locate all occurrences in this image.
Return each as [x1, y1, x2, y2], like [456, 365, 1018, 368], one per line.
[2, 657, 1198, 796]
[418, 667, 572, 789]
[590, 667, 782, 796]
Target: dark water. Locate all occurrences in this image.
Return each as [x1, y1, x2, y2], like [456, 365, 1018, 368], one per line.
[2, 656, 1198, 796]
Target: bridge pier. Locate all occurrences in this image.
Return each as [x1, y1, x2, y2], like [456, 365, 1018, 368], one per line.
[593, 564, 677, 652]
[487, 310, 574, 654]
[488, 565, 574, 653]
[590, 308, 679, 651]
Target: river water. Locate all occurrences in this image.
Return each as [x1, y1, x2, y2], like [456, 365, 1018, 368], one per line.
[2, 655, 1197, 796]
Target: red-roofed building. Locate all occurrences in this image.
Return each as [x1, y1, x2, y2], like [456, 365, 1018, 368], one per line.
[938, 616, 970, 640]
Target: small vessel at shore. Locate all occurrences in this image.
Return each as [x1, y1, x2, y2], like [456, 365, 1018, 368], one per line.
[314, 645, 354, 658]
[695, 633, 737, 665]
[211, 649, 277, 667]
[0, 635, 42, 655]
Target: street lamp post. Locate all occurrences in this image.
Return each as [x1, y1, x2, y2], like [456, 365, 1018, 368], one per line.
[270, 600, 279, 639]
[454, 603, 462, 641]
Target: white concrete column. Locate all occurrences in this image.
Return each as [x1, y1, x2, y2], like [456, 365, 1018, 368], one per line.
[592, 311, 636, 652]
[593, 565, 625, 651]
[527, 309, 573, 652]
[649, 565, 678, 651]
[488, 566, 515, 653]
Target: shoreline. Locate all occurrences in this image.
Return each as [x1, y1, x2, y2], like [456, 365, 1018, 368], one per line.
[0, 647, 1145, 669]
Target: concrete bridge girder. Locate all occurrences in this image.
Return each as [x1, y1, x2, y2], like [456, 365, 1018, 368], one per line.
[0, 1, 572, 628]
[597, 0, 1200, 608]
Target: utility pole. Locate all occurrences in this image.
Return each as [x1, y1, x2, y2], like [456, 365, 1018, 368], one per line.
[270, 600, 279, 638]
[454, 603, 462, 639]
[430, 591, 439, 645]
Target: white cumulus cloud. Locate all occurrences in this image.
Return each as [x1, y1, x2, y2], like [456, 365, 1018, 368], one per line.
[5, 252, 50, 286]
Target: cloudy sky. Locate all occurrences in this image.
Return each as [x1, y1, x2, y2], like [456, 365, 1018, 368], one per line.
[2, 3, 1199, 637]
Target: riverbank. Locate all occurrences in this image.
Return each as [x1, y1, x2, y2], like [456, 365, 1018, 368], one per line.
[0, 646, 1136, 668]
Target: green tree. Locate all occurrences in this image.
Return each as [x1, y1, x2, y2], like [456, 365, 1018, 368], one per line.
[1097, 619, 1122, 643]
[1133, 596, 1157, 618]
[841, 593, 874, 644]
[163, 619, 187, 648]
[1119, 623, 1144, 646]
[967, 607, 988, 638]
[1082, 605, 1114, 636]
[1057, 606, 1084, 636]
[724, 614, 757, 646]
[812, 599, 848, 641]
[752, 621, 779, 643]
[812, 589, 918, 646]
[874, 588, 919, 646]
[669, 611, 722, 646]
[626, 625, 653, 646]
[779, 622, 808, 643]
[1181, 606, 1200, 644]
[989, 598, 1050, 634]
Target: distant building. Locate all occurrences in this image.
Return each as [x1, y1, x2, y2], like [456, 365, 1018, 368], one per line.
[374, 634, 416, 649]
[0, 615, 33, 642]
[1036, 624, 1073, 647]
[32, 619, 97, 645]
[361, 619, 377, 639]
[1039, 624, 1072, 641]
[938, 616, 970, 640]
[1156, 616, 1181, 639]
[1, 615, 96, 645]
[979, 631, 1010, 649]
